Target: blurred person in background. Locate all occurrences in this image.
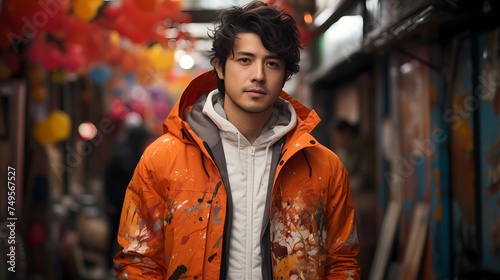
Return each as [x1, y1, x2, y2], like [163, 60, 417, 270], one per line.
[104, 113, 151, 269]
[329, 119, 377, 280]
[113, 1, 360, 279]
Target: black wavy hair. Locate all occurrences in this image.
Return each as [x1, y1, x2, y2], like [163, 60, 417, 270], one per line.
[208, 1, 302, 93]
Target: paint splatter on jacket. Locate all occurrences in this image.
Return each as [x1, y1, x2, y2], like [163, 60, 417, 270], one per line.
[114, 71, 360, 279]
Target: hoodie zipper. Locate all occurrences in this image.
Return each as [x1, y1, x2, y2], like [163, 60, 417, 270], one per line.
[247, 146, 256, 278]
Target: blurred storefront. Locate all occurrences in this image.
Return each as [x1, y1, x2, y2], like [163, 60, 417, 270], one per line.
[0, 0, 212, 279]
[302, 0, 500, 279]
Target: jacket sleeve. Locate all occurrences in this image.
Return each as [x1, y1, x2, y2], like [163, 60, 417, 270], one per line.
[113, 152, 167, 279]
[325, 162, 361, 279]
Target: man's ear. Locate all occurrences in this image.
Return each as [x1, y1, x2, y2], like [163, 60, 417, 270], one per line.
[213, 58, 224, 80]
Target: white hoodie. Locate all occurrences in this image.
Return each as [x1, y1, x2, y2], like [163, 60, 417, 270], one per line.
[202, 89, 297, 279]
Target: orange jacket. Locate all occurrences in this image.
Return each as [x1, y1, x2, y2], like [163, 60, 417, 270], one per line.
[114, 71, 360, 279]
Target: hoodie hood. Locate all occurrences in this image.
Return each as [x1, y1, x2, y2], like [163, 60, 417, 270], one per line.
[201, 89, 296, 148]
[163, 71, 321, 143]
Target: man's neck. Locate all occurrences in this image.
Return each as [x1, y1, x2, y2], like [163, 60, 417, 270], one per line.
[226, 108, 273, 144]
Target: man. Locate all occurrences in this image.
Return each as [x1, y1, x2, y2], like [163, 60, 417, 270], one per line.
[114, 1, 360, 279]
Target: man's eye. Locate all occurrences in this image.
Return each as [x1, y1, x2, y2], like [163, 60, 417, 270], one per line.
[267, 61, 280, 68]
[239, 58, 250, 63]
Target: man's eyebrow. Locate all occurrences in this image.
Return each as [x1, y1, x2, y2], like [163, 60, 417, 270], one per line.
[235, 51, 281, 60]
[234, 51, 255, 57]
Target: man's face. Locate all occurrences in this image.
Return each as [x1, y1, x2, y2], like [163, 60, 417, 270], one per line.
[214, 32, 288, 118]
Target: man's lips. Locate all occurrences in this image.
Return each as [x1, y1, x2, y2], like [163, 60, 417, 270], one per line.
[245, 88, 267, 95]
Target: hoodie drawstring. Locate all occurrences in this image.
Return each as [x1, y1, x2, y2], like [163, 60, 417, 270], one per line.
[236, 132, 245, 174]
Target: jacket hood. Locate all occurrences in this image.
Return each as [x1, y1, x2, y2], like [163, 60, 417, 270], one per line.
[163, 71, 321, 141]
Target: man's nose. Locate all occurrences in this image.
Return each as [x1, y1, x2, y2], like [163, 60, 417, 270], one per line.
[251, 63, 265, 83]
